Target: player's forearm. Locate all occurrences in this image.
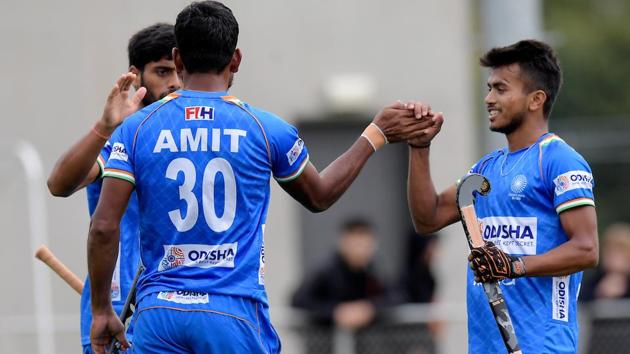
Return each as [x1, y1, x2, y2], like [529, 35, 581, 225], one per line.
[407, 147, 443, 234]
[309, 137, 375, 211]
[88, 218, 120, 313]
[47, 121, 112, 196]
[523, 237, 598, 276]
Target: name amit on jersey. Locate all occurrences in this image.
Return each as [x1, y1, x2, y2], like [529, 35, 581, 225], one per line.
[153, 128, 247, 153]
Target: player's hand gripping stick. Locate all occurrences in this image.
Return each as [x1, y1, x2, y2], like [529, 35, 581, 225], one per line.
[109, 264, 145, 354]
[456, 174, 522, 354]
[35, 244, 84, 295]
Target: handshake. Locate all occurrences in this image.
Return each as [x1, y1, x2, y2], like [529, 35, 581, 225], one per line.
[364, 101, 445, 151]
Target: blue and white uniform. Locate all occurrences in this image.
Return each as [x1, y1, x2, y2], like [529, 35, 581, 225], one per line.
[467, 133, 595, 354]
[104, 90, 309, 353]
[82, 143, 141, 353]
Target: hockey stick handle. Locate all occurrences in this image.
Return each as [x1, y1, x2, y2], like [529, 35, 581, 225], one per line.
[459, 204, 521, 354]
[35, 244, 84, 295]
[482, 282, 522, 354]
[109, 264, 144, 354]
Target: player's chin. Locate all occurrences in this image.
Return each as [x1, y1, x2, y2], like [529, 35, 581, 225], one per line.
[159, 89, 177, 99]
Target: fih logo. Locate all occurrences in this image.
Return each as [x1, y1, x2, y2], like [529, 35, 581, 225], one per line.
[185, 106, 214, 121]
[510, 174, 528, 194]
[160, 246, 185, 270]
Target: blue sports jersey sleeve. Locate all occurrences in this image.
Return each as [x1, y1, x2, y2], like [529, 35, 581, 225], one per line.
[250, 108, 309, 182]
[103, 116, 140, 185]
[95, 141, 112, 178]
[543, 140, 595, 214]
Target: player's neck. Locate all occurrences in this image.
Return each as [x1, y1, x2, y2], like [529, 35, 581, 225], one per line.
[505, 117, 548, 152]
[182, 71, 230, 93]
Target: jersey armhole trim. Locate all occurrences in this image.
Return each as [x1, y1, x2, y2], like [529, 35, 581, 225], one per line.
[556, 198, 595, 214]
[96, 155, 106, 179]
[103, 168, 136, 185]
[275, 155, 310, 183]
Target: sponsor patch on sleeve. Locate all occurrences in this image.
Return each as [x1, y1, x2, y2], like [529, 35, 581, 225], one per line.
[553, 170, 593, 196]
[110, 142, 129, 162]
[286, 138, 304, 166]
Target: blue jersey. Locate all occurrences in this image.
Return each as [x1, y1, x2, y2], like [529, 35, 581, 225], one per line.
[81, 143, 141, 346]
[103, 90, 309, 305]
[467, 133, 595, 354]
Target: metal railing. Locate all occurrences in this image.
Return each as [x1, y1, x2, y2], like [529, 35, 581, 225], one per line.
[278, 300, 630, 354]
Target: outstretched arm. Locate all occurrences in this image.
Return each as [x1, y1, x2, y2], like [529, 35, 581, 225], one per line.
[47, 73, 145, 197]
[281, 102, 436, 212]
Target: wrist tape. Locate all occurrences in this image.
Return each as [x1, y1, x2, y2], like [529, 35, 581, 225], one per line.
[361, 123, 388, 151]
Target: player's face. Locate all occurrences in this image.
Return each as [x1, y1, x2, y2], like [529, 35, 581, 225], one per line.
[485, 64, 530, 135]
[139, 58, 181, 106]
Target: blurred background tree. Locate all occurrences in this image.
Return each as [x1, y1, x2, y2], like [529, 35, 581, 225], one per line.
[545, 0, 630, 119]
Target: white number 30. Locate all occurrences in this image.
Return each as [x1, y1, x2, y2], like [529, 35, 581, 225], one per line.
[165, 157, 236, 232]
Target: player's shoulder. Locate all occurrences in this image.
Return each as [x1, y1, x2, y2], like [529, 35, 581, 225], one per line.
[120, 93, 181, 130]
[225, 97, 296, 133]
[539, 133, 588, 164]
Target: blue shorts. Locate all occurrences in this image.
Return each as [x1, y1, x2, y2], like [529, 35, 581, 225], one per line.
[132, 291, 281, 353]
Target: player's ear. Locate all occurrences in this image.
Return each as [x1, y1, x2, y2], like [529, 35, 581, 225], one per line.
[528, 90, 546, 113]
[173, 47, 185, 75]
[230, 48, 242, 74]
[129, 65, 141, 89]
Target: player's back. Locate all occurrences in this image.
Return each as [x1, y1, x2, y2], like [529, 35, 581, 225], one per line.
[105, 90, 309, 305]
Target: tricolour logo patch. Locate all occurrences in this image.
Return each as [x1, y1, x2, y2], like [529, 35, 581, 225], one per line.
[286, 138, 304, 166]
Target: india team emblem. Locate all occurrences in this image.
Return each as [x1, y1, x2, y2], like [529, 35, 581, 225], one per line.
[160, 246, 185, 271]
[510, 174, 528, 194]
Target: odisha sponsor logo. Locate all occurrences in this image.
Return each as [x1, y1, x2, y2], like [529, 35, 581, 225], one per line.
[112, 145, 126, 154]
[175, 290, 206, 297]
[557, 280, 567, 319]
[161, 247, 185, 270]
[570, 173, 592, 183]
[188, 248, 235, 262]
[483, 224, 534, 240]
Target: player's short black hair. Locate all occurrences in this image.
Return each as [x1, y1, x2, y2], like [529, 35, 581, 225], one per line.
[127, 23, 176, 70]
[340, 218, 373, 235]
[175, 1, 239, 74]
[480, 39, 563, 118]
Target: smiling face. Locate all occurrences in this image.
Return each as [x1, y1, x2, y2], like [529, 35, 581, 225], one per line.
[485, 63, 532, 135]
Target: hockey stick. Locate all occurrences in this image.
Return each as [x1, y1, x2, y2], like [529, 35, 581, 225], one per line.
[35, 244, 84, 295]
[109, 264, 144, 354]
[456, 173, 522, 354]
